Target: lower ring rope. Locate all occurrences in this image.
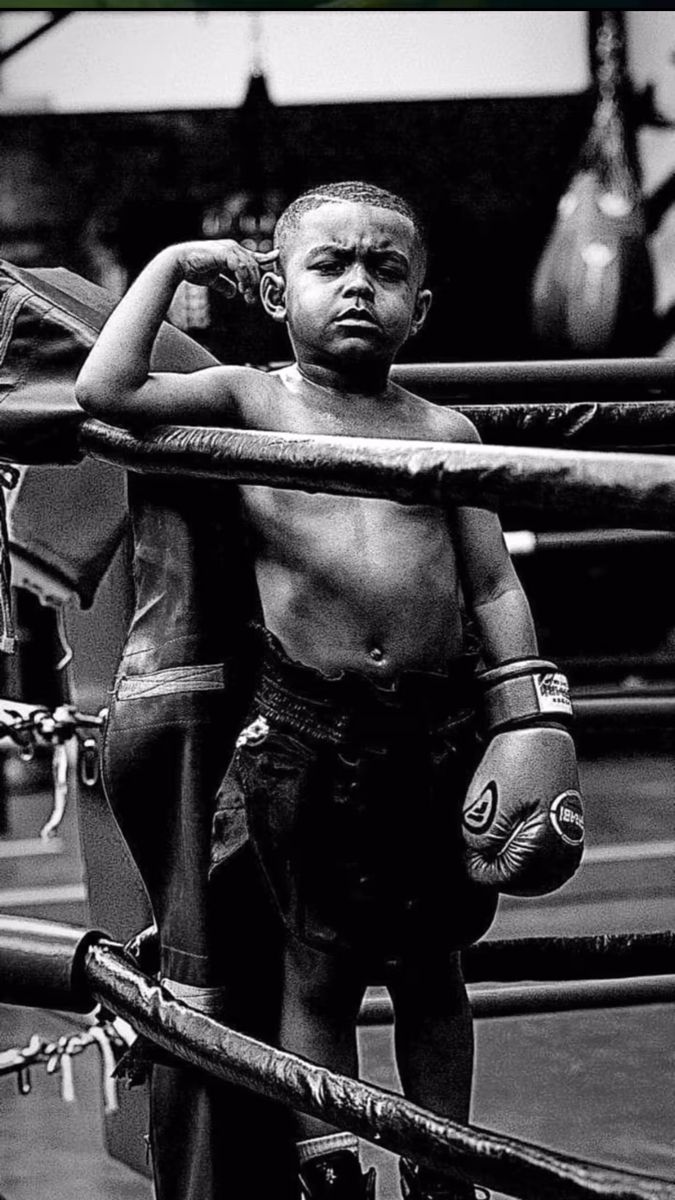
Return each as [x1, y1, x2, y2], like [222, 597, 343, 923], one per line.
[361, 976, 675, 1024]
[464, 931, 675, 982]
[84, 940, 675, 1200]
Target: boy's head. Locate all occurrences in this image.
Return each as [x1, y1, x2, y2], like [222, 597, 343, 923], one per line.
[273, 182, 428, 279]
[261, 181, 431, 370]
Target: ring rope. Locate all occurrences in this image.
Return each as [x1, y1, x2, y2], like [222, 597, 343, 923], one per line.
[80, 419, 675, 530]
[457, 401, 675, 450]
[361, 976, 675, 1024]
[464, 931, 675, 982]
[83, 940, 675, 1200]
[390, 359, 675, 395]
[6, 400, 675, 466]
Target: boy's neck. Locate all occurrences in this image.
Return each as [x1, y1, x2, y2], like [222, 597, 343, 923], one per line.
[294, 359, 393, 400]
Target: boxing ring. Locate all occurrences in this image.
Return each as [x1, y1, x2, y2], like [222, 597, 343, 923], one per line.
[1, 915, 675, 1200]
[0, 265, 674, 1199]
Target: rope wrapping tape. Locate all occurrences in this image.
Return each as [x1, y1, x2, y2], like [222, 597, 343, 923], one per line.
[84, 942, 675, 1200]
[80, 420, 675, 532]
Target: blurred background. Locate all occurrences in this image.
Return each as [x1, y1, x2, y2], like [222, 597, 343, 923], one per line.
[0, 8, 670, 365]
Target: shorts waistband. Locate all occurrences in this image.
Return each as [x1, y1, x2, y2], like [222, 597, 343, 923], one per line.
[251, 625, 479, 746]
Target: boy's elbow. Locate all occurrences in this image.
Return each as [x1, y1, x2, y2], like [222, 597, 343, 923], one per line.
[74, 373, 101, 417]
[75, 368, 127, 422]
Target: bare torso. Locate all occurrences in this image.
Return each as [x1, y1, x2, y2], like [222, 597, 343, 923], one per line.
[236, 366, 470, 680]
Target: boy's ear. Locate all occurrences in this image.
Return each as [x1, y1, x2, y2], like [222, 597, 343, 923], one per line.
[409, 287, 432, 338]
[260, 271, 287, 322]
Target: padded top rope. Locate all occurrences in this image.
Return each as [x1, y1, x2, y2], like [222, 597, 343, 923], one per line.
[81, 418, 675, 531]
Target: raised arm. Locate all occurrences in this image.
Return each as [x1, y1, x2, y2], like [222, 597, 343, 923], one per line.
[75, 240, 278, 428]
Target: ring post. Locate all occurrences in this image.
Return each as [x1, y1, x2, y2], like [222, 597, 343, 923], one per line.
[0, 915, 103, 1012]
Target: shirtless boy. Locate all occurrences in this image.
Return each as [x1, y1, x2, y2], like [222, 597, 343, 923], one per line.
[76, 181, 583, 1200]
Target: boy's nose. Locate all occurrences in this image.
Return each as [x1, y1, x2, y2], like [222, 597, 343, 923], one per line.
[343, 265, 374, 297]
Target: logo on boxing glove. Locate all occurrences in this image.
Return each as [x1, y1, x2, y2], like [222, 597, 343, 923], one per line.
[533, 671, 573, 718]
[549, 789, 584, 846]
[462, 781, 498, 833]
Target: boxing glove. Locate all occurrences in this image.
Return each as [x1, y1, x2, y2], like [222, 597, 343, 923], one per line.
[462, 659, 584, 896]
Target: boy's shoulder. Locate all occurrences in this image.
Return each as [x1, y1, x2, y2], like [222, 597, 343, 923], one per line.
[395, 384, 480, 445]
[218, 363, 286, 425]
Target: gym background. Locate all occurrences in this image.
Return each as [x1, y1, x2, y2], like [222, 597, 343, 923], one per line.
[1, 9, 675, 708]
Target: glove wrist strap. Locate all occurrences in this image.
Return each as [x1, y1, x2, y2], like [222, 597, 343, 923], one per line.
[479, 658, 573, 732]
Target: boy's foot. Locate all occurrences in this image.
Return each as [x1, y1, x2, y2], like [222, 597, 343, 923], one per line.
[299, 1150, 377, 1199]
[400, 1158, 490, 1200]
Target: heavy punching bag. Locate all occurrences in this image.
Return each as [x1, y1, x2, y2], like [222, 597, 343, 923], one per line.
[532, 12, 655, 356]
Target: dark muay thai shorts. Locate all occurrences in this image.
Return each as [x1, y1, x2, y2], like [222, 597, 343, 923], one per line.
[210, 628, 498, 968]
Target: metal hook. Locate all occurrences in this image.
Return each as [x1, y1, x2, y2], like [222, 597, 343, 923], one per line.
[16, 1065, 31, 1095]
[79, 737, 100, 788]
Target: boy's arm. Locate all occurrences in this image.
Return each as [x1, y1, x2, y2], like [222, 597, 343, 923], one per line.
[75, 240, 278, 427]
[443, 416, 537, 665]
[446, 422, 583, 899]
[453, 503, 539, 667]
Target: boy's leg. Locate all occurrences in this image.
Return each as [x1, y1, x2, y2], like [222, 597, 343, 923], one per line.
[280, 935, 377, 1198]
[280, 934, 367, 1140]
[389, 947, 473, 1121]
[390, 947, 482, 1200]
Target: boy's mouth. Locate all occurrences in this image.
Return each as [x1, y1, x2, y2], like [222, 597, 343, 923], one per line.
[335, 307, 379, 327]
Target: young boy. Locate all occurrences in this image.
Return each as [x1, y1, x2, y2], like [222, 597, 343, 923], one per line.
[76, 182, 581, 1200]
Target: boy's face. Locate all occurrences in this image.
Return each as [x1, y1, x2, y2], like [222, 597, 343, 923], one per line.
[266, 201, 430, 370]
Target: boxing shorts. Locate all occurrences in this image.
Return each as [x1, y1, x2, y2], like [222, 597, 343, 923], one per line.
[210, 627, 498, 968]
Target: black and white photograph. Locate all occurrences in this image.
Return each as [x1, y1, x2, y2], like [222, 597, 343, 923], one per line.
[0, 10, 673, 1200]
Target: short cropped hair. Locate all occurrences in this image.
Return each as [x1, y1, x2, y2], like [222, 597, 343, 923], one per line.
[274, 181, 428, 274]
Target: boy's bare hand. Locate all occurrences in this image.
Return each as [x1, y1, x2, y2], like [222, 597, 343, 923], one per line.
[176, 240, 279, 305]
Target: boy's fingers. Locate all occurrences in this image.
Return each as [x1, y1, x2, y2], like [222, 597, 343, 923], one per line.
[236, 250, 260, 282]
[212, 274, 238, 298]
[209, 247, 265, 301]
[254, 249, 280, 263]
[235, 260, 259, 300]
[247, 259, 263, 296]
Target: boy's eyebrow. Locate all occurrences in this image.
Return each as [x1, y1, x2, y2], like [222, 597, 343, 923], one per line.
[305, 245, 411, 268]
[369, 248, 410, 266]
[305, 244, 351, 259]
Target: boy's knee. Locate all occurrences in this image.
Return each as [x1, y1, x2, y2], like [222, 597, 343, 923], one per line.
[283, 940, 363, 1020]
[390, 949, 470, 1015]
[402, 947, 464, 985]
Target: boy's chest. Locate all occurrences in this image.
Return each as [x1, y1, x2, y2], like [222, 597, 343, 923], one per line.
[239, 485, 456, 578]
[240, 375, 459, 580]
[251, 373, 434, 442]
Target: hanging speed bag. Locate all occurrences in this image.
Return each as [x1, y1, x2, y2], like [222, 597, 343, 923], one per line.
[531, 167, 654, 357]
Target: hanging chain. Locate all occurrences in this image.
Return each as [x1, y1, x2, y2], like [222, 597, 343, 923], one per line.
[0, 1013, 134, 1111]
[588, 12, 639, 204]
[0, 700, 106, 837]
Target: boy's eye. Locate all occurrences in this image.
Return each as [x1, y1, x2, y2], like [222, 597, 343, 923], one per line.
[313, 261, 342, 274]
[374, 262, 406, 281]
